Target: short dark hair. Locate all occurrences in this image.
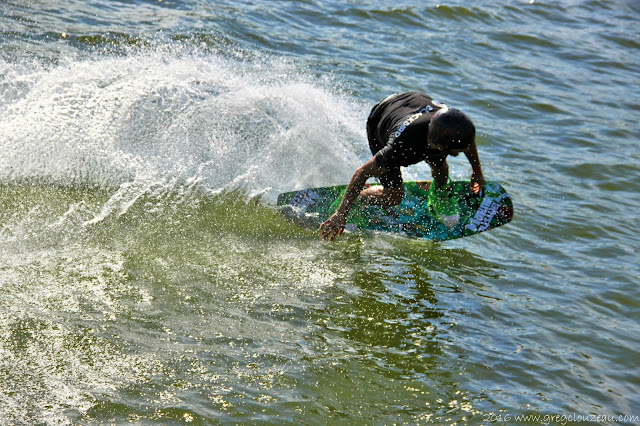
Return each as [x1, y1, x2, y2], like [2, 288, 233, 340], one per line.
[429, 108, 475, 150]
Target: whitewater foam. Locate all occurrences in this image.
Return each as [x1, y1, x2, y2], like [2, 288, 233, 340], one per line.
[1, 48, 366, 220]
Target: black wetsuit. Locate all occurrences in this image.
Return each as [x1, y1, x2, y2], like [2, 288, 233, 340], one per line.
[366, 92, 449, 188]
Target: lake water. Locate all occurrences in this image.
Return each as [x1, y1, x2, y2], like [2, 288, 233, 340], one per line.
[1, 0, 639, 424]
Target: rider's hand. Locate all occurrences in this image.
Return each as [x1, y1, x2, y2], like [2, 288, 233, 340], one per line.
[320, 212, 347, 241]
[470, 169, 485, 194]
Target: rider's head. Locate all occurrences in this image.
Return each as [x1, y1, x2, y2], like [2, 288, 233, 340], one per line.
[428, 108, 475, 152]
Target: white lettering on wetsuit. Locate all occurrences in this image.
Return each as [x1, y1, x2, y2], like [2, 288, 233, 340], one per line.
[392, 105, 435, 138]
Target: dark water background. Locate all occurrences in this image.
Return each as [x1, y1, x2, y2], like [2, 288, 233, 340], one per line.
[1, 0, 639, 423]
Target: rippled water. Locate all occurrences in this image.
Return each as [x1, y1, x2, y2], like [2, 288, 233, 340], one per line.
[1, 0, 639, 424]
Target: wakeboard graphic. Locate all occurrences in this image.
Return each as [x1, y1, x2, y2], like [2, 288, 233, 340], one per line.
[277, 180, 514, 241]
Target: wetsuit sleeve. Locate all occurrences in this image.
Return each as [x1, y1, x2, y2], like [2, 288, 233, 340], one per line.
[374, 136, 404, 169]
[371, 136, 404, 188]
[425, 151, 448, 168]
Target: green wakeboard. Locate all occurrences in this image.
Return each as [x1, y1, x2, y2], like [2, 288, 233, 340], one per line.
[277, 180, 514, 241]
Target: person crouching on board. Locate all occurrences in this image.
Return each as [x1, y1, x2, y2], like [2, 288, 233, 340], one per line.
[320, 92, 484, 241]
